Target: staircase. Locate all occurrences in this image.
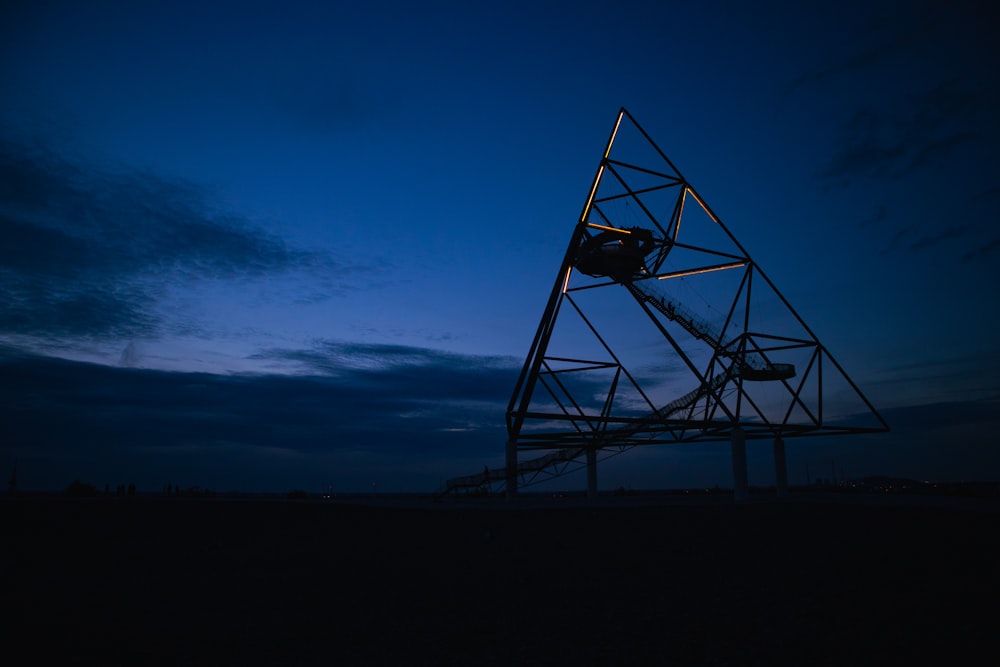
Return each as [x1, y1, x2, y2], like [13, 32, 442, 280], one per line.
[624, 281, 725, 349]
[438, 280, 793, 496]
[625, 280, 793, 378]
[438, 365, 737, 496]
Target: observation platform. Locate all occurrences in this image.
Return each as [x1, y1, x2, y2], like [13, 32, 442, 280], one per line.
[574, 226, 655, 281]
[739, 362, 796, 381]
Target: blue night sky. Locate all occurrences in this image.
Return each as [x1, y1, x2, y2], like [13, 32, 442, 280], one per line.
[2, 0, 998, 493]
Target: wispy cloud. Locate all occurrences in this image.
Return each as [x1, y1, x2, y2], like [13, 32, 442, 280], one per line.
[867, 353, 999, 405]
[907, 224, 975, 252]
[266, 68, 394, 135]
[0, 137, 346, 343]
[785, 0, 994, 190]
[878, 223, 983, 257]
[250, 340, 520, 396]
[856, 203, 888, 230]
[786, 29, 929, 95]
[963, 238, 1000, 263]
[819, 81, 979, 183]
[785, 3, 975, 97]
[788, 3, 998, 267]
[878, 224, 915, 256]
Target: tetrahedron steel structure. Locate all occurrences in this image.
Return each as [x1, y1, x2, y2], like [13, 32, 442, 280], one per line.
[444, 108, 888, 498]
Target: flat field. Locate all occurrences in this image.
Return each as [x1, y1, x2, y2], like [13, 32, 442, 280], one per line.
[3, 493, 998, 665]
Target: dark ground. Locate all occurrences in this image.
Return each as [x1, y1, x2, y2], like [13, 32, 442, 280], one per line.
[3, 491, 999, 666]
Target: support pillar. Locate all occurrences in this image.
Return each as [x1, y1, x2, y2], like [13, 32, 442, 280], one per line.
[505, 439, 518, 500]
[773, 435, 788, 496]
[586, 448, 598, 499]
[731, 426, 748, 503]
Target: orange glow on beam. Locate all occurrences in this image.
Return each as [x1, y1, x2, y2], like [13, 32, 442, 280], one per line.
[579, 110, 624, 223]
[586, 223, 631, 234]
[580, 164, 605, 222]
[685, 187, 719, 224]
[561, 265, 573, 293]
[674, 188, 687, 241]
[656, 261, 746, 279]
[604, 112, 624, 159]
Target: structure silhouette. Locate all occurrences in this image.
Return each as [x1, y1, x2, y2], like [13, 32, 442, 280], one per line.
[443, 108, 887, 499]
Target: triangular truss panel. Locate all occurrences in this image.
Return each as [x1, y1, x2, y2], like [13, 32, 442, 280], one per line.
[503, 108, 887, 475]
[441, 108, 887, 496]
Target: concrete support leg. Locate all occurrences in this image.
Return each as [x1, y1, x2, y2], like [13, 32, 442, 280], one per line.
[586, 448, 598, 499]
[731, 426, 748, 503]
[505, 440, 518, 500]
[773, 435, 788, 496]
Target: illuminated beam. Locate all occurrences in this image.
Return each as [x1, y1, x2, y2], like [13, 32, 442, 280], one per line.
[579, 109, 625, 223]
[656, 261, 747, 279]
[604, 110, 624, 159]
[580, 164, 606, 222]
[561, 264, 573, 294]
[586, 222, 631, 234]
[673, 187, 687, 241]
[684, 187, 720, 224]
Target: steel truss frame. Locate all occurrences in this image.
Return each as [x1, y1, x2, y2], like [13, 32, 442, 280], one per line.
[442, 108, 888, 496]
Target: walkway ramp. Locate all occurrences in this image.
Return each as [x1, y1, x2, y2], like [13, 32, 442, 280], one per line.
[439, 366, 736, 496]
[439, 280, 796, 497]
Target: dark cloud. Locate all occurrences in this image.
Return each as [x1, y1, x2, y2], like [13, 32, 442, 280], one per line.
[0, 137, 336, 340]
[804, 398, 1000, 483]
[0, 344, 516, 492]
[787, 1, 997, 96]
[785, 29, 929, 95]
[963, 238, 1000, 263]
[250, 340, 522, 401]
[819, 82, 979, 183]
[873, 399, 999, 434]
[878, 225, 916, 256]
[879, 223, 986, 258]
[785, 0, 996, 189]
[865, 355, 999, 410]
[267, 69, 391, 135]
[907, 225, 975, 252]
[790, 4, 998, 267]
[4, 344, 997, 493]
[0, 274, 159, 340]
[855, 203, 888, 229]
[975, 185, 1000, 200]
